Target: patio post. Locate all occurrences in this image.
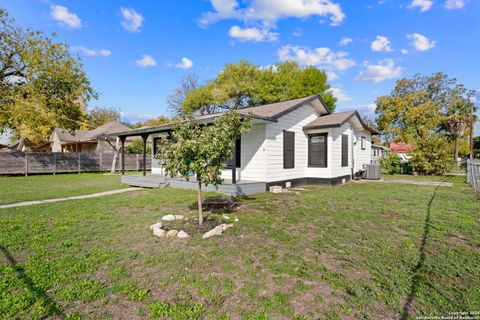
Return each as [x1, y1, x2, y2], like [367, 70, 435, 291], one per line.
[120, 136, 126, 175]
[231, 139, 237, 184]
[142, 134, 148, 176]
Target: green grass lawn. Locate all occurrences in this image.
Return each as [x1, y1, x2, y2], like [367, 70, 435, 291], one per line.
[0, 173, 126, 204]
[1, 175, 479, 319]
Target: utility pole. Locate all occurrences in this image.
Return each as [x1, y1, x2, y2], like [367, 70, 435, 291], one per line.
[470, 102, 474, 161]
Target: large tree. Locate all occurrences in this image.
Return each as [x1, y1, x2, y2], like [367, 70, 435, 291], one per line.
[376, 72, 475, 165]
[157, 110, 250, 226]
[0, 9, 96, 142]
[85, 107, 121, 129]
[181, 60, 336, 115]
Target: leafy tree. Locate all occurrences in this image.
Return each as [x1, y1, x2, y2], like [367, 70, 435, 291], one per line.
[182, 60, 336, 115]
[410, 135, 454, 175]
[380, 153, 402, 175]
[134, 116, 170, 128]
[157, 110, 250, 225]
[376, 72, 475, 171]
[85, 107, 121, 128]
[0, 9, 96, 142]
[125, 139, 151, 154]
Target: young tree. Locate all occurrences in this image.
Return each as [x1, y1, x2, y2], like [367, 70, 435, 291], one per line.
[182, 60, 336, 115]
[0, 9, 96, 142]
[157, 110, 250, 226]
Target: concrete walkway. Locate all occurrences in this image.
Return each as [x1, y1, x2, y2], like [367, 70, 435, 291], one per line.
[365, 179, 453, 187]
[0, 187, 141, 209]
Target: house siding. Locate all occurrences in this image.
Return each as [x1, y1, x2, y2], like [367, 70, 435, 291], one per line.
[330, 123, 353, 178]
[220, 123, 267, 182]
[353, 129, 372, 172]
[265, 104, 325, 182]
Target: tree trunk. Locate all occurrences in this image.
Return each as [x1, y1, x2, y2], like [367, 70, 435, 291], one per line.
[111, 137, 120, 174]
[454, 136, 460, 166]
[197, 180, 203, 226]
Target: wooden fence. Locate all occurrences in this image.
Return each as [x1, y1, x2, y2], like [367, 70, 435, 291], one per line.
[467, 159, 480, 193]
[0, 152, 151, 175]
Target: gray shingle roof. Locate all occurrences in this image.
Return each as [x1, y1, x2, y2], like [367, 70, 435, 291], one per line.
[115, 95, 331, 137]
[304, 111, 378, 133]
[53, 121, 131, 142]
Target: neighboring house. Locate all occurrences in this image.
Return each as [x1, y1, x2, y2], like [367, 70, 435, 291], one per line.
[371, 144, 387, 163]
[8, 138, 51, 152]
[389, 142, 412, 163]
[50, 121, 131, 154]
[116, 95, 378, 194]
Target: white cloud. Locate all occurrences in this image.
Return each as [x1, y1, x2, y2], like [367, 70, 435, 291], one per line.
[339, 37, 352, 46]
[120, 8, 144, 32]
[444, 0, 465, 9]
[371, 35, 393, 52]
[408, 0, 433, 12]
[228, 25, 278, 42]
[136, 55, 156, 68]
[174, 57, 194, 69]
[278, 45, 356, 72]
[326, 71, 339, 81]
[401, 48, 409, 55]
[329, 87, 352, 102]
[292, 28, 303, 37]
[50, 5, 82, 28]
[407, 33, 436, 51]
[200, 0, 346, 27]
[72, 46, 111, 57]
[355, 59, 403, 83]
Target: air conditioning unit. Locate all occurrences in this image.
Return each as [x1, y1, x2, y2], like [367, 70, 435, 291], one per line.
[364, 164, 381, 180]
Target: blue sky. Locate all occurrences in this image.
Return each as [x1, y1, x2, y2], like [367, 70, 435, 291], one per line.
[1, 0, 479, 133]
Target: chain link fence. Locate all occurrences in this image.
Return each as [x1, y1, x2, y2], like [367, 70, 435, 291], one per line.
[467, 160, 480, 193]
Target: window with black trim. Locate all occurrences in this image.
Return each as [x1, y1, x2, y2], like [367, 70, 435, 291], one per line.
[226, 138, 241, 168]
[361, 136, 366, 150]
[341, 134, 348, 167]
[308, 133, 328, 168]
[283, 131, 295, 169]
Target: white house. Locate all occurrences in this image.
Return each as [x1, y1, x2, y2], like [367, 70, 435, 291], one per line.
[116, 95, 378, 194]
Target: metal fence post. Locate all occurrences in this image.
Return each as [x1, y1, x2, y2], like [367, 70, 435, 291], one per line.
[78, 152, 81, 174]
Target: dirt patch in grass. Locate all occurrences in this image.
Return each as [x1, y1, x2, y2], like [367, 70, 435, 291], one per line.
[161, 214, 225, 235]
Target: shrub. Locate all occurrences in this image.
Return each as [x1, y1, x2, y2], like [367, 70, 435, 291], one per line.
[410, 136, 454, 175]
[125, 139, 151, 154]
[380, 152, 402, 174]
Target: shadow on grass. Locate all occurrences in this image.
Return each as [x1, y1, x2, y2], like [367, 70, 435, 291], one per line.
[0, 246, 66, 318]
[401, 177, 450, 320]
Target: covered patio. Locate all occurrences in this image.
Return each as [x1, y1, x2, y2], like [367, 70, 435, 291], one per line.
[115, 119, 264, 195]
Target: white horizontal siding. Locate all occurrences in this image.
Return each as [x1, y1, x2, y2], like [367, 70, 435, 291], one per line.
[353, 130, 372, 172]
[330, 123, 352, 178]
[221, 123, 267, 182]
[265, 104, 332, 182]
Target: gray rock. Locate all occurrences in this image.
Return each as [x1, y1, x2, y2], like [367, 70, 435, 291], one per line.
[177, 230, 189, 239]
[152, 227, 166, 238]
[161, 214, 176, 221]
[149, 222, 162, 230]
[166, 229, 179, 238]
